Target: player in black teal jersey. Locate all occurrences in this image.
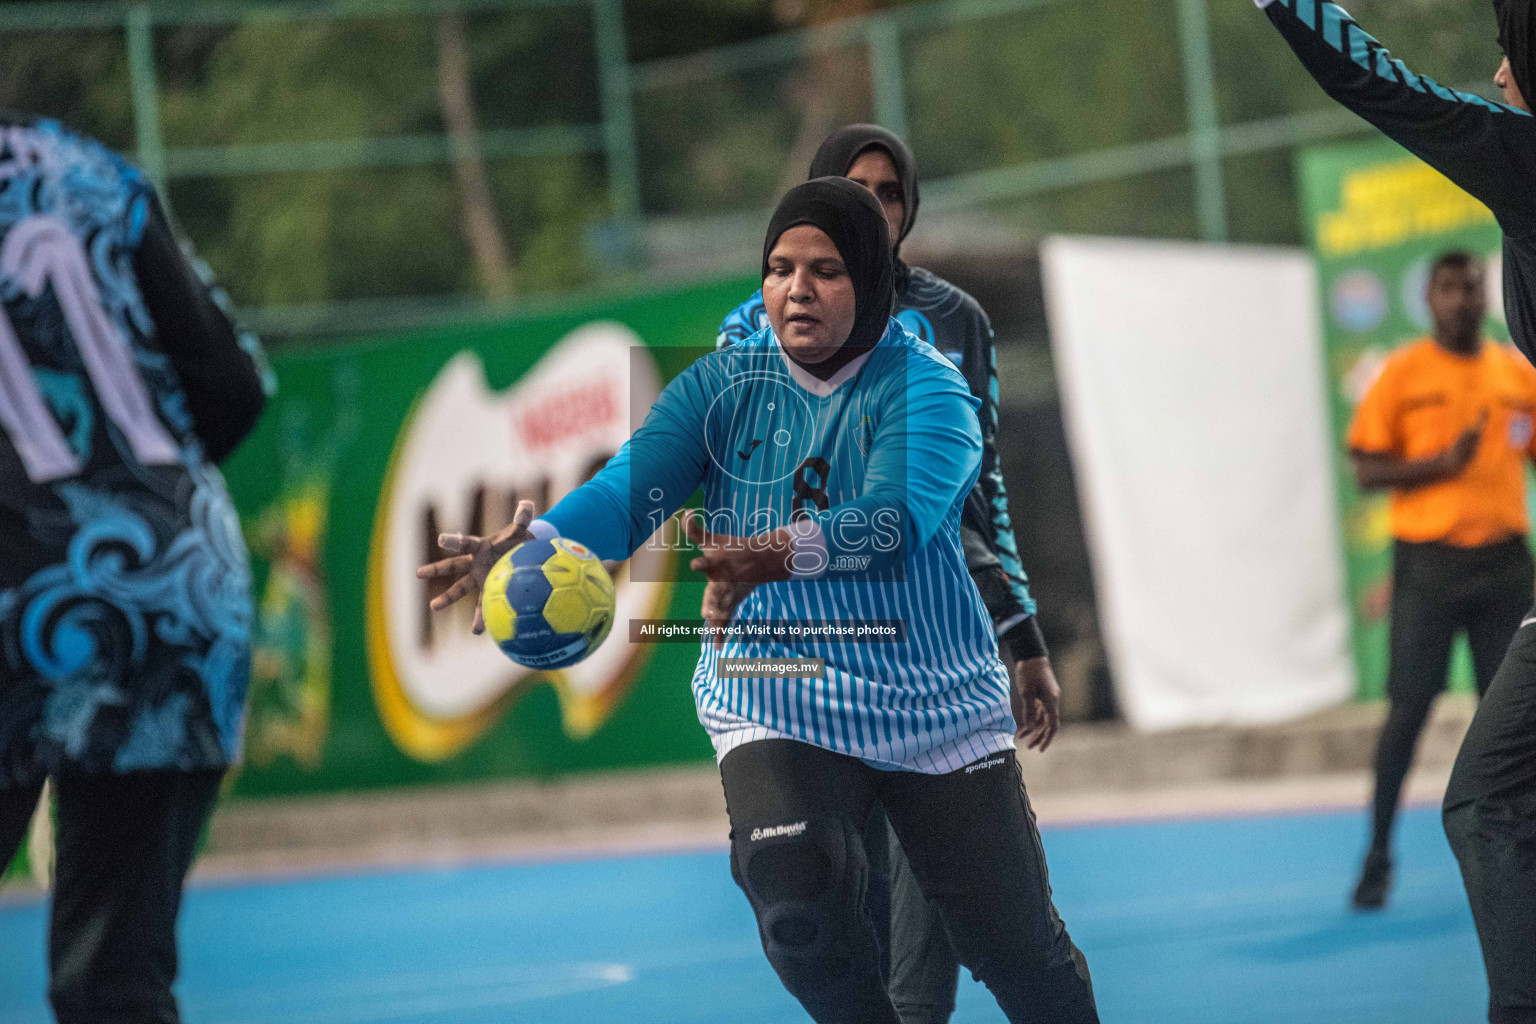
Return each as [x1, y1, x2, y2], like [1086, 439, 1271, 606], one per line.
[1259, 2, 1536, 1020]
[718, 125, 1060, 1024]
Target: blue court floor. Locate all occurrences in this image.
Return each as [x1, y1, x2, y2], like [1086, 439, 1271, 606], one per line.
[0, 806, 1487, 1023]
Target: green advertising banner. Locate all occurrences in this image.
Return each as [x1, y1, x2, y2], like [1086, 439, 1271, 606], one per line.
[1298, 138, 1511, 700]
[223, 275, 760, 798]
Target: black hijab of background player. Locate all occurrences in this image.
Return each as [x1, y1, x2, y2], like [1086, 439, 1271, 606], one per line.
[762, 176, 895, 380]
[808, 124, 920, 255]
[1495, 0, 1535, 109]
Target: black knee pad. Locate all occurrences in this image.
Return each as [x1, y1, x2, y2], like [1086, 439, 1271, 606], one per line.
[731, 815, 867, 963]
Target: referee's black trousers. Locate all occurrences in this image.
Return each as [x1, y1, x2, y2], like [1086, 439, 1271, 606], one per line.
[1371, 538, 1532, 854]
[719, 739, 1097, 1024]
[1445, 610, 1536, 1024]
[0, 770, 222, 1024]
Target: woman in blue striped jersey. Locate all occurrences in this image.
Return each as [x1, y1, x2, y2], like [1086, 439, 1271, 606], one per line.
[720, 124, 1061, 1024]
[419, 177, 1097, 1024]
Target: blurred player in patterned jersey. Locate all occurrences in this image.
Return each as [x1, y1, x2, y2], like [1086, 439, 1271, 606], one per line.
[718, 124, 1058, 1024]
[0, 116, 267, 1024]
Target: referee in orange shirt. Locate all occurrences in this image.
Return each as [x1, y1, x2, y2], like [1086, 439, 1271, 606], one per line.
[1346, 251, 1536, 909]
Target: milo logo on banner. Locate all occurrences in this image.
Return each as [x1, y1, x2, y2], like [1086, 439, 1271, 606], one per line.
[365, 323, 672, 761]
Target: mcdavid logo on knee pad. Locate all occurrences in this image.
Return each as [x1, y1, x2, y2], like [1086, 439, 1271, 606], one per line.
[750, 821, 809, 842]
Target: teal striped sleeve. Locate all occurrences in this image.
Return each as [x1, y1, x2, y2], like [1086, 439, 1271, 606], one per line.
[801, 348, 982, 575]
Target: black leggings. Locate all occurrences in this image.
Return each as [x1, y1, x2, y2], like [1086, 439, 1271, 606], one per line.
[864, 806, 960, 1024]
[1445, 614, 1536, 1024]
[719, 739, 1097, 1024]
[1370, 538, 1532, 852]
[0, 770, 223, 1024]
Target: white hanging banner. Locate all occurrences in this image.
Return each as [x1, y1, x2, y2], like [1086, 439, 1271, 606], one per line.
[1041, 235, 1354, 731]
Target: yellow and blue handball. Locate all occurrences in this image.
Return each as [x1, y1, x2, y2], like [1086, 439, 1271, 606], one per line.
[481, 536, 616, 670]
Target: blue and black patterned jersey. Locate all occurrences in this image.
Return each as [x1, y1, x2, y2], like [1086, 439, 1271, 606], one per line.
[0, 116, 266, 788]
[718, 265, 1042, 655]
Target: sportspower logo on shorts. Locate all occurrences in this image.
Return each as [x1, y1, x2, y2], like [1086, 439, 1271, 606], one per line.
[750, 821, 809, 842]
[965, 756, 1007, 775]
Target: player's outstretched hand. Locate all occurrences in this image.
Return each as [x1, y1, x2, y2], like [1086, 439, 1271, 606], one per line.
[683, 513, 794, 648]
[1013, 656, 1062, 752]
[415, 499, 537, 635]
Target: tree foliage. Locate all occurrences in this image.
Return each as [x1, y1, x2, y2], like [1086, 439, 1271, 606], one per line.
[0, 0, 1510, 334]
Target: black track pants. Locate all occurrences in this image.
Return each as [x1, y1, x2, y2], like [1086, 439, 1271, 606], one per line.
[864, 805, 960, 1024]
[719, 739, 1097, 1024]
[1371, 538, 1532, 852]
[0, 770, 223, 1024]
[1445, 613, 1536, 1024]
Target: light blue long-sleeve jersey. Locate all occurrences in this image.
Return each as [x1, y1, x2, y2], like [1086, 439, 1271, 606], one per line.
[544, 321, 1016, 773]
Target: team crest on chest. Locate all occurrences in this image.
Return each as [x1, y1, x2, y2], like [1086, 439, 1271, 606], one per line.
[1509, 412, 1533, 449]
[856, 414, 876, 458]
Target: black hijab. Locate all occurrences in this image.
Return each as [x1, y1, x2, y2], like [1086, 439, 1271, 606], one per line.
[807, 124, 920, 253]
[1496, 0, 1536, 108]
[762, 176, 894, 379]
